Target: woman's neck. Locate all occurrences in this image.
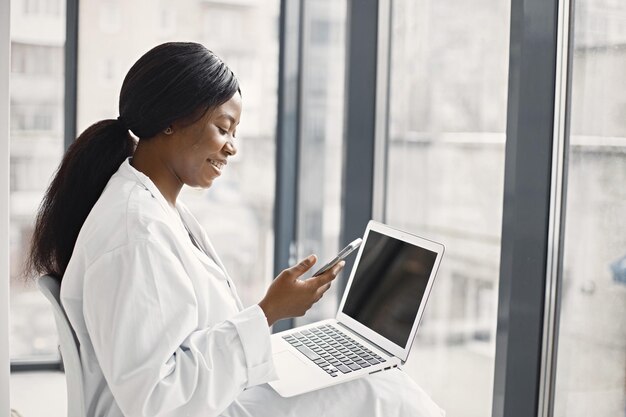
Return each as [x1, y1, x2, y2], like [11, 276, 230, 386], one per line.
[131, 140, 182, 207]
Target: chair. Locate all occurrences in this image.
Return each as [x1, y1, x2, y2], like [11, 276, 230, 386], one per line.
[38, 275, 86, 417]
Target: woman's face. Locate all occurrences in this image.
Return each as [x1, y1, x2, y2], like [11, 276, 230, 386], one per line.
[167, 94, 242, 189]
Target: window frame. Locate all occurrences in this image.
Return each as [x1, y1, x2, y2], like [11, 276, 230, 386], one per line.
[2, 0, 12, 410]
[10, 0, 78, 373]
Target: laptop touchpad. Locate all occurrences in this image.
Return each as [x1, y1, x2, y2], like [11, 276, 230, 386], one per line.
[274, 351, 309, 378]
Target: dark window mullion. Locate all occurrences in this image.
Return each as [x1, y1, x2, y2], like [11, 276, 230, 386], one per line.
[272, 0, 304, 333]
[492, 0, 561, 415]
[339, 0, 379, 292]
[64, 0, 78, 150]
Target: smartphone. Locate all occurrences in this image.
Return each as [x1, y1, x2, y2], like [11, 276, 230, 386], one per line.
[311, 238, 363, 277]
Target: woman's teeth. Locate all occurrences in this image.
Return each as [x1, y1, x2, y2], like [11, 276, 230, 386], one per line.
[208, 160, 224, 170]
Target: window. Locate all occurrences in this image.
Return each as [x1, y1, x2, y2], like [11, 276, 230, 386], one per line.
[295, 0, 347, 325]
[553, 1, 626, 416]
[22, 0, 61, 16]
[11, 104, 60, 133]
[382, 0, 510, 415]
[203, 8, 245, 45]
[98, 2, 121, 34]
[10, 43, 63, 76]
[157, 5, 177, 38]
[77, 0, 280, 309]
[100, 58, 117, 82]
[9, 0, 66, 363]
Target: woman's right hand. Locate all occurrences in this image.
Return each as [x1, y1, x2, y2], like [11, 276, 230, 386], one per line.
[258, 255, 345, 326]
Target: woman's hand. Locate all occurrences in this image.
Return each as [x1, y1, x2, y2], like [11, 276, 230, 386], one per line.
[258, 255, 345, 326]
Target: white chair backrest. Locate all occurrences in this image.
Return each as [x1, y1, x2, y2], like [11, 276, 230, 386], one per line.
[38, 275, 85, 417]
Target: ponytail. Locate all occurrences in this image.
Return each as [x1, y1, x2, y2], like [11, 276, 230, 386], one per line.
[27, 120, 135, 279]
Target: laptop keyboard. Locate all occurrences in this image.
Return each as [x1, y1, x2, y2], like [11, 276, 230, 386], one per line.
[282, 324, 387, 377]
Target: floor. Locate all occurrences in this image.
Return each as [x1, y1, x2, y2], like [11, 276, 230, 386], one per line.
[10, 371, 66, 417]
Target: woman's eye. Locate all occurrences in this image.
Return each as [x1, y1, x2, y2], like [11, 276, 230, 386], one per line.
[218, 128, 228, 135]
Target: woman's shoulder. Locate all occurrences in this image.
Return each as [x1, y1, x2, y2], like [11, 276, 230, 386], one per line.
[79, 173, 179, 259]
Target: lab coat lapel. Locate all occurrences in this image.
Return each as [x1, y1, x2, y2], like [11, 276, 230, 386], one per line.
[176, 208, 222, 268]
[176, 207, 246, 311]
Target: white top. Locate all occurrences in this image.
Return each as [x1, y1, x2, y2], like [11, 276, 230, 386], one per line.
[61, 159, 277, 417]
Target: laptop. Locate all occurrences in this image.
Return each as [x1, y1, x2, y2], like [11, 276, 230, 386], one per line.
[268, 220, 445, 397]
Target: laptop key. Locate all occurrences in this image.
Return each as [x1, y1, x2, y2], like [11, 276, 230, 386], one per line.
[336, 364, 352, 374]
[296, 345, 321, 361]
[348, 363, 362, 371]
[365, 358, 380, 365]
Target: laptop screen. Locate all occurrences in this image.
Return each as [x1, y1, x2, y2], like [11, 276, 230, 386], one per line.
[341, 230, 438, 348]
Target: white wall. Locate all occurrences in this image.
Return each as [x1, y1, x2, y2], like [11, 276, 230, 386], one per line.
[1, 0, 10, 414]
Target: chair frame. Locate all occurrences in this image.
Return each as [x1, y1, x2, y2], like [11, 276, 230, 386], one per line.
[38, 274, 86, 417]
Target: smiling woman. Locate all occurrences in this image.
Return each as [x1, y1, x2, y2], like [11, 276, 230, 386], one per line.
[23, 42, 442, 417]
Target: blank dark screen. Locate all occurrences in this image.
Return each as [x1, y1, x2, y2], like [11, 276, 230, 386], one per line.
[342, 231, 437, 347]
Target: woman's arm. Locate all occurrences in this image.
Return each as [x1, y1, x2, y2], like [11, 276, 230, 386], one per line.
[83, 239, 275, 417]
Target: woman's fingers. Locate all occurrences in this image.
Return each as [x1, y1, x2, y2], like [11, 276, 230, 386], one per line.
[316, 282, 331, 296]
[261, 256, 345, 323]
[307, 261, 345, 289]
[286, 254, 317, 277]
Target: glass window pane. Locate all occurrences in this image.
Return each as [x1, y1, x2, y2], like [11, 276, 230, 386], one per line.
[10, 0, 66, 362]
[553, 1, 626, 416]
[384, 0, 510, 415]
[77, 0, 279, 308]
[295, 0, 347, 325]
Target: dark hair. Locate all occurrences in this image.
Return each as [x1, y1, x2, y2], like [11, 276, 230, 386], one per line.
[27, 42, 240, 279]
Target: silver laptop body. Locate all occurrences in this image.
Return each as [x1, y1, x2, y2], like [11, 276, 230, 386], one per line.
[269, 220, 445, 397]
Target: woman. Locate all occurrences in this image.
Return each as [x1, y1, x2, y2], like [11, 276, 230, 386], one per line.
[28, 42, 443, 417]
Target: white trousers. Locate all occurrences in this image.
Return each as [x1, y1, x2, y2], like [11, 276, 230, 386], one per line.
[222, 369, 445, 417]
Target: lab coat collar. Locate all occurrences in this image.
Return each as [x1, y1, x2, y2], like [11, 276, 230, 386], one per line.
[118, 158, 175, 216]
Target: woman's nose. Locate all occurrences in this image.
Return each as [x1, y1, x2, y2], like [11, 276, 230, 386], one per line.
[224, 139, 237, 156]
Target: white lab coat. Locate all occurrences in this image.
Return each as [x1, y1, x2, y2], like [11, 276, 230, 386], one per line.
[61, 159, 444, 417]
